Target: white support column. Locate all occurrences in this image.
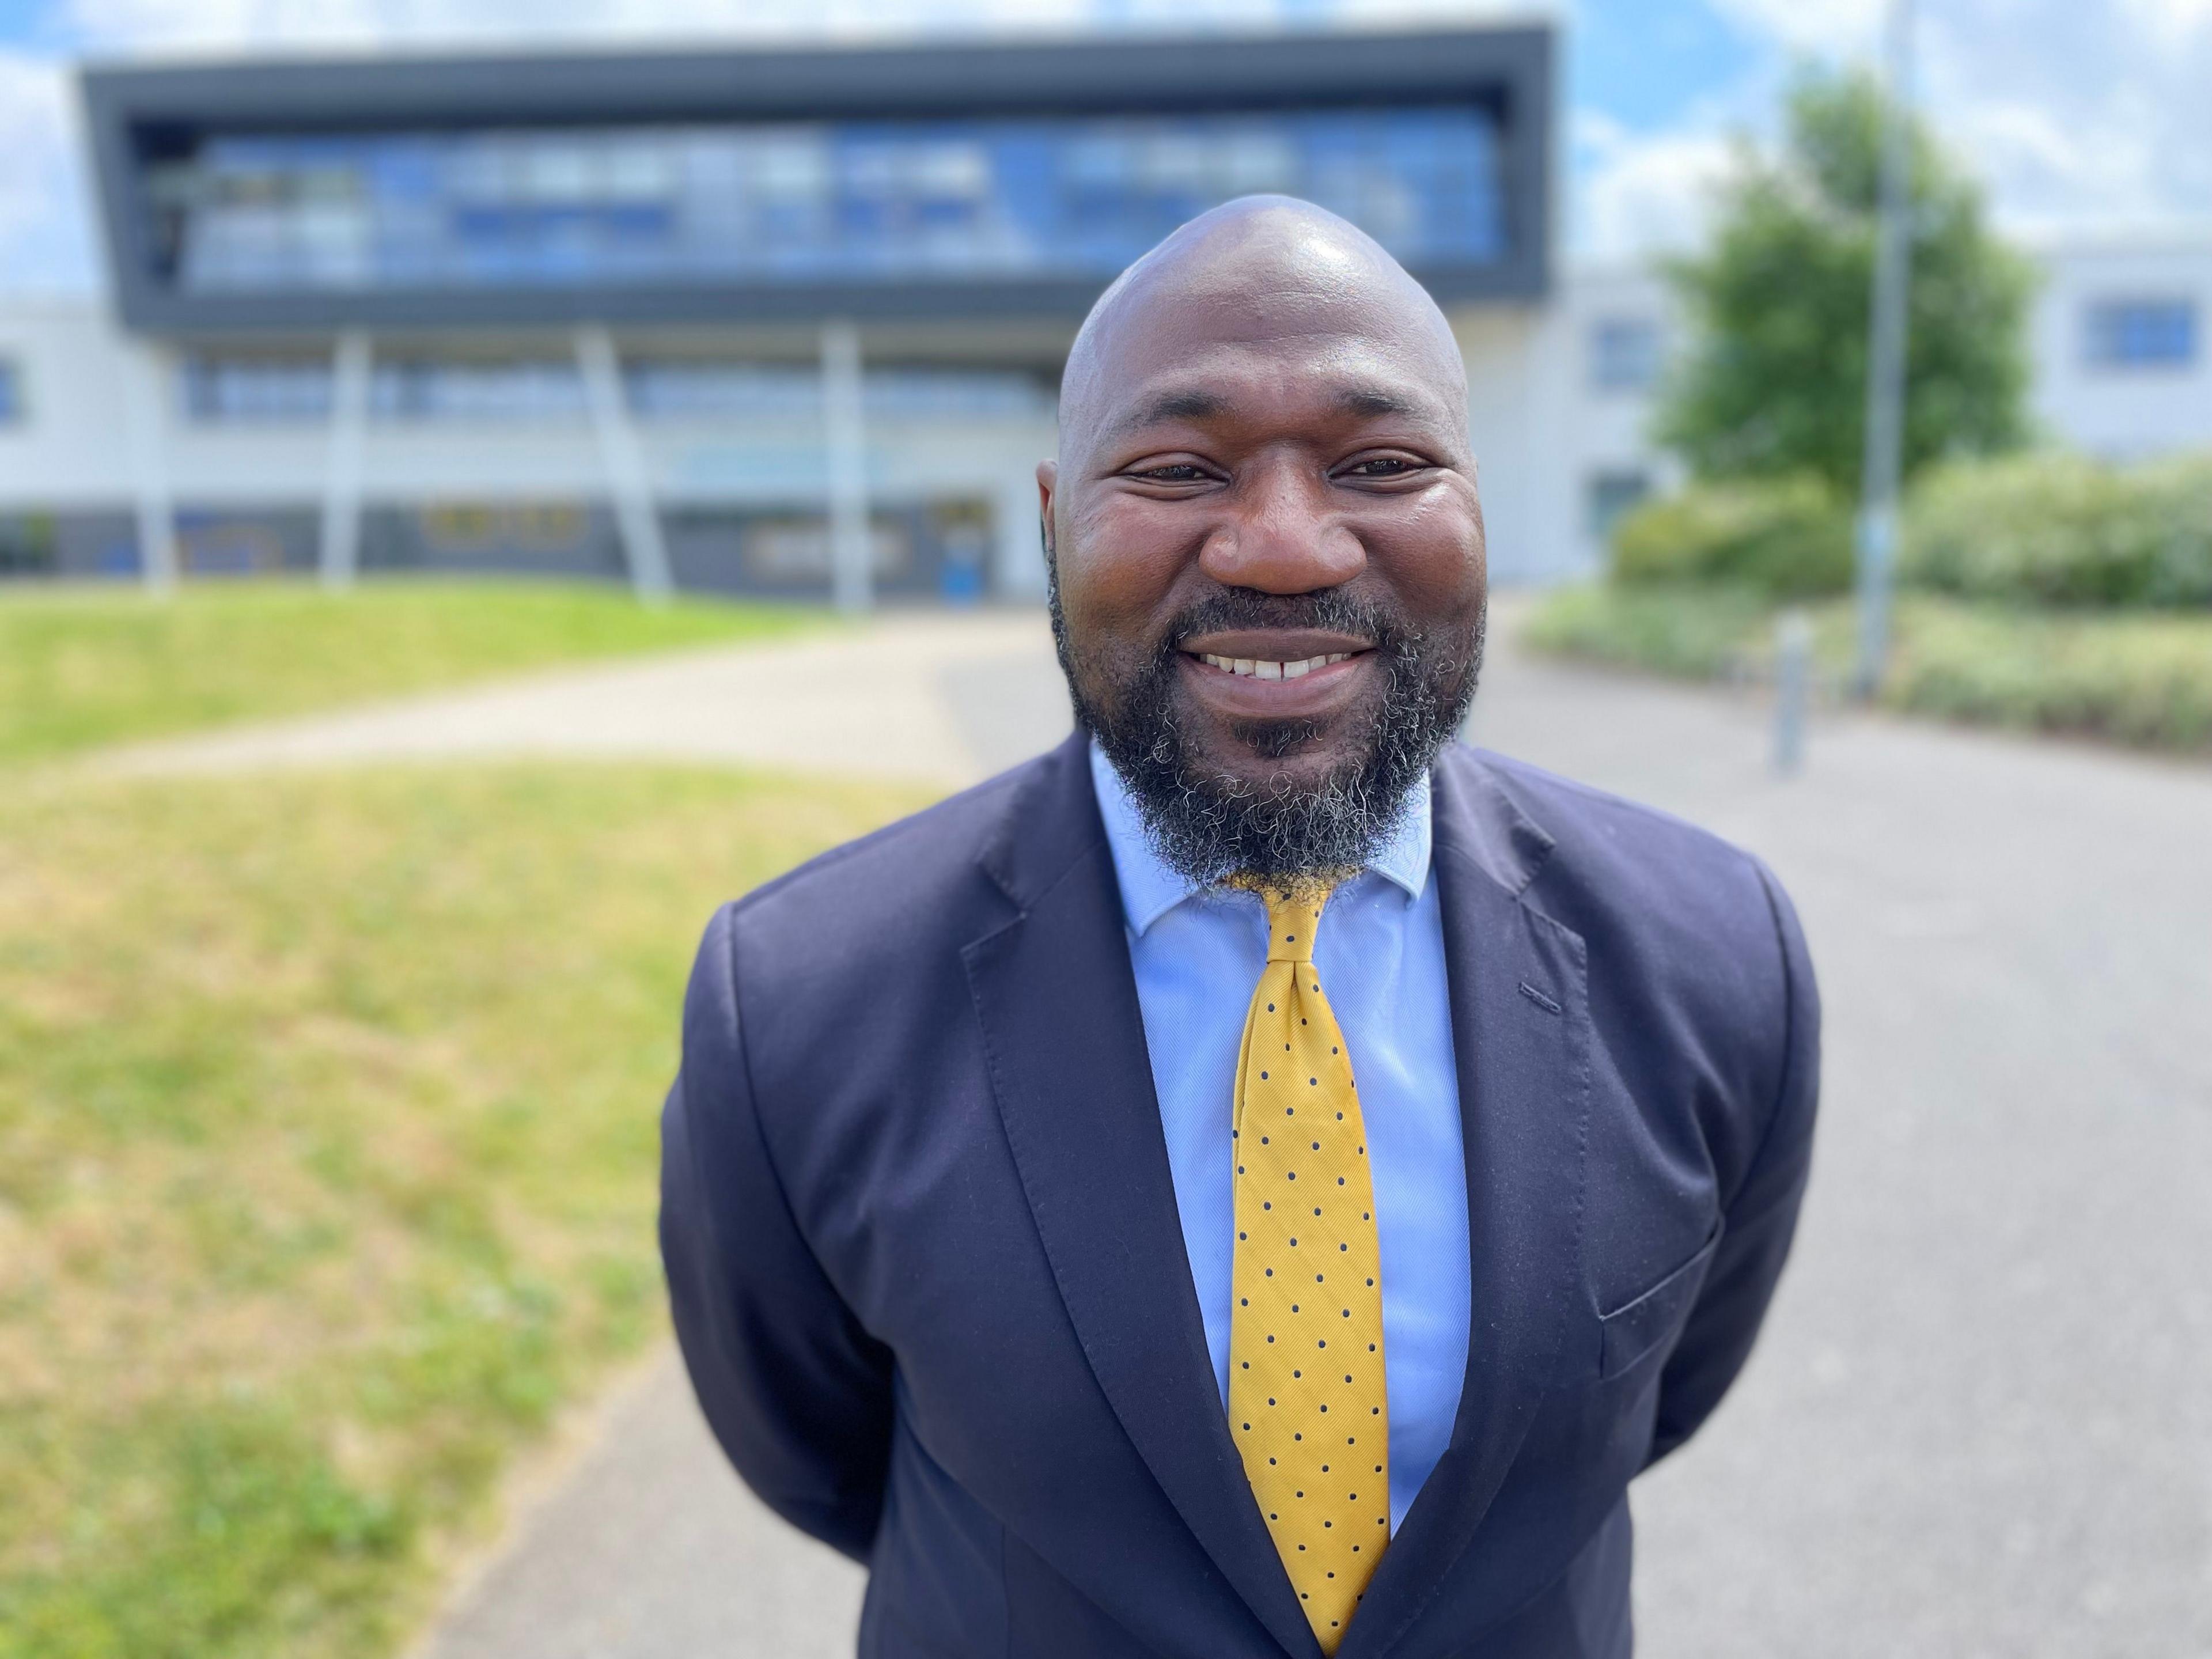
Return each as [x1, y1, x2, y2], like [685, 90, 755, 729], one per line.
[575, 324, 673, 605]
[122, 340, 179, 595]
[319, 329, 372, 590]
[820, 319, 872, 614]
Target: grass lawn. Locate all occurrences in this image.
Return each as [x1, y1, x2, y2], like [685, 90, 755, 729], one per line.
[1524, 584, 2212, 752]
[0, 579, 818, 767]
[0, 763, 930, 1659]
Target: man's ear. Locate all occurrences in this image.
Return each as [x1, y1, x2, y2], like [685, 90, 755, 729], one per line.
[1036, 460, 1058, 562]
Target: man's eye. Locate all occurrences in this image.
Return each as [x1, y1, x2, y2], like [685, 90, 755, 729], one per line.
[1346, 457, 1417, 478]
[1135, 464, 1210, 483]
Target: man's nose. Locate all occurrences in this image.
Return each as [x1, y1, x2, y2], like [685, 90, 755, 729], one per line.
[1196, 457, 1366, 594]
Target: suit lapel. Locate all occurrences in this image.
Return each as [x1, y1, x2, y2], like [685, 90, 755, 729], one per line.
[1338, 747, 1593, 1659]
[964, 737, 1323, 1659]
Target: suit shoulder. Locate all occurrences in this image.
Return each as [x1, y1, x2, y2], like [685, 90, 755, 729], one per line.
[703, 750, 1044, 998]
[1453, 745, 1800, 993]
[1463, 745, 1777, 896]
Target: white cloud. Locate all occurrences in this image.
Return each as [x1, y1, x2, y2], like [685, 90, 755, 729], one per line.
[8, 0, 2211, 293]
[59, 0, 1092, 52]
[1916, 0, 2212, 242]
[57, 0, 1544, 54]
[1703, 0, 1879, 55]
[1572, 108, 1736, 263]
[1570, 0, 2212, 263]
[0, 50, 99, 293]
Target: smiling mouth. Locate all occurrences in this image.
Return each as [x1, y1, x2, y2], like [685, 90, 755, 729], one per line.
[1195, 651, 1357, 681]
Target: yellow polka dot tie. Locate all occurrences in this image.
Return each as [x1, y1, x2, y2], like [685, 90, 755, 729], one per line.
[1227, 879, 1388, 1655]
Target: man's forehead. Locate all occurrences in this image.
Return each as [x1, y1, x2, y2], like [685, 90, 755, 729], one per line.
[1094, 335, 1463, 444]
[1059, 196, 1468, 454]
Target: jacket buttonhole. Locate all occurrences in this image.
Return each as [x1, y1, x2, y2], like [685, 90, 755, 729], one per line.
[1517, 981, 1563, 1016]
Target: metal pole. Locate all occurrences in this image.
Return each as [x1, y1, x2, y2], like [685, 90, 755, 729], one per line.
[1774, 608, 1812, 775]
[576, 324, 674, 604]
[122, 340, 179, 595]
[1853, 0, 1916, 698]
[821, 319, 872, 614]
[319, 329, 371, 590]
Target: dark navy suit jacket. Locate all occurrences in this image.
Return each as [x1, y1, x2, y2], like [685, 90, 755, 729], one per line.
[661, 734, 1819, 1658]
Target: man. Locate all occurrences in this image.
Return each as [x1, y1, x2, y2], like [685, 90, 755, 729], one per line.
[661, 198, 1819, 1658]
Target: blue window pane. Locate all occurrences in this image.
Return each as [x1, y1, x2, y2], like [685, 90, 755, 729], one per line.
[179, 353, 334, 422]
[1589, 317, 1661, 392]
[369, 358, 585, 421]
[149, 105, 1504, 297]
[2085, 298, 2198, 369]
[1585, 469, 1650, 540]
[0, 359, 21, 424]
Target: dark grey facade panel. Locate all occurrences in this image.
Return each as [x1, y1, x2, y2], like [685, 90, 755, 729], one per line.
[84, 25, 1554, 335]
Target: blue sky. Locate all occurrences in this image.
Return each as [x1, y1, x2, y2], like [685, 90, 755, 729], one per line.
[0, 0, 2205, 294]
[1571, 0, 1759, 135]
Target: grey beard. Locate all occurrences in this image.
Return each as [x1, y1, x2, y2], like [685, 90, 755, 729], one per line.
[1049, 570, 1483, 886]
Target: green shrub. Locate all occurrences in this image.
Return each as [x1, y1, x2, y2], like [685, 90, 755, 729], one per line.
[1609, 476, 1854, 597]
[1887, 599, 2212, 747]
[1519, 582, 1776, 679]
[1521, 583, 2212, 751]
[1902, 450, 2212, 608]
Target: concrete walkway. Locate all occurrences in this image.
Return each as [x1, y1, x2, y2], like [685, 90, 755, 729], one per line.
[147, 604, 2210, 1658]
[104, 609, 1070, 787]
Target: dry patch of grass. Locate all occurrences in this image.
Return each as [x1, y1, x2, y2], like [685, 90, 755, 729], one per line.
[0, 763, 929, 1659]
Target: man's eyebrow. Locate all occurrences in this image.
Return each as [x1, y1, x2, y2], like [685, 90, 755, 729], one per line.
[1105, 387, 1231, 440]
[1334, 385, 1427, 420]
[1097, 381, 1445, 445]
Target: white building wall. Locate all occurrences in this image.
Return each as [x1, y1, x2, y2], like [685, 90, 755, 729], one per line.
[2028, 237, 2212, 461]
[0, 305, 145, 510]
[6, 235, 2212, 592]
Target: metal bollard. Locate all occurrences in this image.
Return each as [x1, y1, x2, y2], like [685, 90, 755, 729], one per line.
[1774, 608, 1812, 776]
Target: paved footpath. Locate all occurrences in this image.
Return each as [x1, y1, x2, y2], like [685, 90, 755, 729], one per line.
[133, 604, 2212, 1658]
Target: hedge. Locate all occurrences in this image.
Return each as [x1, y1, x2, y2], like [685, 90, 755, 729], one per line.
[1609, 475, 1854, 598]
[1900, 450, 2212, 608]
[1607, 452, 2212, 612]
[1522, 584, 2212, 752]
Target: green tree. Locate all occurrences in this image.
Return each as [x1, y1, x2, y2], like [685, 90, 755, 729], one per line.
[1656, 69, 2035, 497]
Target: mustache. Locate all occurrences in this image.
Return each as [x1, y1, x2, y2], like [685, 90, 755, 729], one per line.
[1158, 586, 1414, 659]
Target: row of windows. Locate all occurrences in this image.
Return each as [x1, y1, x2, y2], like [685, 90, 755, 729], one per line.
[176, 354, 1057, 425]
[146, 107, 1506, 297]
[1579, 295, 2206, 397]
[9, 291, 2198, 441]
[0, 500, 999, 600]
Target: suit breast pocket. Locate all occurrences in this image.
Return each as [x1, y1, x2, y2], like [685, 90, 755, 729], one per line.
[1597, 1226, 1722, 1380]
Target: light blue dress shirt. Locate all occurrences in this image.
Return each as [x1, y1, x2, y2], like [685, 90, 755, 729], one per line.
[1089, 743, 1472, 1531]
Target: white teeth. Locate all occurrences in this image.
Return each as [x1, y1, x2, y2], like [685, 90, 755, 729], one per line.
[1198, 650, 1358, 678]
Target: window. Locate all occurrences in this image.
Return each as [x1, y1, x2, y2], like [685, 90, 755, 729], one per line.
[0, 358, 22, 425]
[369, 357, 585, 421]
[1589, 317, 1661, 393]
[2084, 298, 2198, 370]
[143, 105, 1506, 297]
[623, 360, 1052, 422]
[180, 353, 333, 421]
[1585, 470, 1652, 541]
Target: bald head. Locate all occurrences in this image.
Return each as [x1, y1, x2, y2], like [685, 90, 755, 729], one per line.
[1036, 192, 1487, 877]
[1058, 195, 1469, 468]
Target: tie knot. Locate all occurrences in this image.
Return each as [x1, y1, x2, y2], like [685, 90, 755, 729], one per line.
[1229, 874, 1340, 963]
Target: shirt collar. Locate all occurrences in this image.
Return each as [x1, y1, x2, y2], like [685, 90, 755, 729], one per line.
[1088, 738, 1432, 938]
